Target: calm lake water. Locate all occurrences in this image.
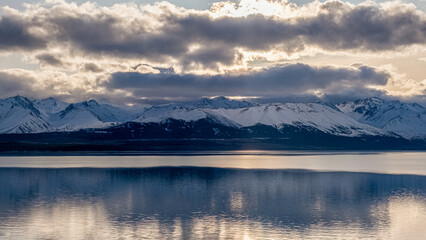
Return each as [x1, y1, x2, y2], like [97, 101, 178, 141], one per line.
[0, 152, 425, 239]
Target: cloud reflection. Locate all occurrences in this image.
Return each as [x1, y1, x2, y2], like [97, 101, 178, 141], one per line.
[0, 167, 425, 239]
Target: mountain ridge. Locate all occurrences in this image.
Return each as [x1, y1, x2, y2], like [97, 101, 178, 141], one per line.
[337, 97, 426, 138]
[0, 96, 52, 133]
[0, 96, 424, 141]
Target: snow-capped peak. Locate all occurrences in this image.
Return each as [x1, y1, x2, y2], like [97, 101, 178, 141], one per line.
[205, 102, 389, 137]
[32, 97, 69, 115]
[51, 99, 148, 131]
[53, 99, 121, 130]
[135, 101, 389, 137]
[337, 98, 426, 138]
[7, 96, 41, 115]
[0, 95, 424, 139]
[0, 96, 52, 133]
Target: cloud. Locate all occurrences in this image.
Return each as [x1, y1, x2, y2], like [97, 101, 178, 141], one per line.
[171, 1, 426, 55]
[0, 71, 37, 97]
[298, 1, 426, 51]
[0, 69, 109, 102]
[0, 0, 424, 104]
[0, 16, 47, 51]
[1, 63, 422, 106]
[1, 0, 425, 70]
[104, 63, 390, 102]
[36, 54, 64, 67]
[82, 63, 102, 73]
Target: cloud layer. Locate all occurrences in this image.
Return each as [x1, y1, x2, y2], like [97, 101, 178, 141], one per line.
[104, 63, 389, 102]
[0, 63, 390, 104]
[1, 0, 425, 70]
[0, 0, 425, 104]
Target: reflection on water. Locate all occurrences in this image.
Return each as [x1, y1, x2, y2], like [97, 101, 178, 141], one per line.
[1, 167, 426, 239]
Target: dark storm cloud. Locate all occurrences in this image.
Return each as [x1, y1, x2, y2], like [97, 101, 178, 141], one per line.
[0, 16, 46, 51]
[2, 1, 425, 68]
[104, 64, 389, 100]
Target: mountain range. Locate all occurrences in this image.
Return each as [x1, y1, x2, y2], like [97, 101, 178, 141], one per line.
[0, 96, 425, 143]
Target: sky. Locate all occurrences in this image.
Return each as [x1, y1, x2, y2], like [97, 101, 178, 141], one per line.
[0, 0, 425, 105]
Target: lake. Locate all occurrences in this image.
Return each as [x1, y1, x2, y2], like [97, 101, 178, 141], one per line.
[0, 152, 425, 239]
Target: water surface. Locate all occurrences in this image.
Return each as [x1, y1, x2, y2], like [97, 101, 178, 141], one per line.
[0, 151, 425, 175]
[0, 152, 425, 239]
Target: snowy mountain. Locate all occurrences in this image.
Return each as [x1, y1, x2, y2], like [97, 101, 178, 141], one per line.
[135, 102, 389, 137]
[0, 96, 52, 133]
[33, 97, 69, 115]
[136, 96, 258, 120]
[0, 97, 149, 132]
[0, 96, 424, 140]
[337, 98, 426, 139]
[51, 100, 147, 130]
[134, 96, 258, 125]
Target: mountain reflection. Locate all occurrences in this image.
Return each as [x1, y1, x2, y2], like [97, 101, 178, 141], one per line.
[1, 167, 426, 239]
